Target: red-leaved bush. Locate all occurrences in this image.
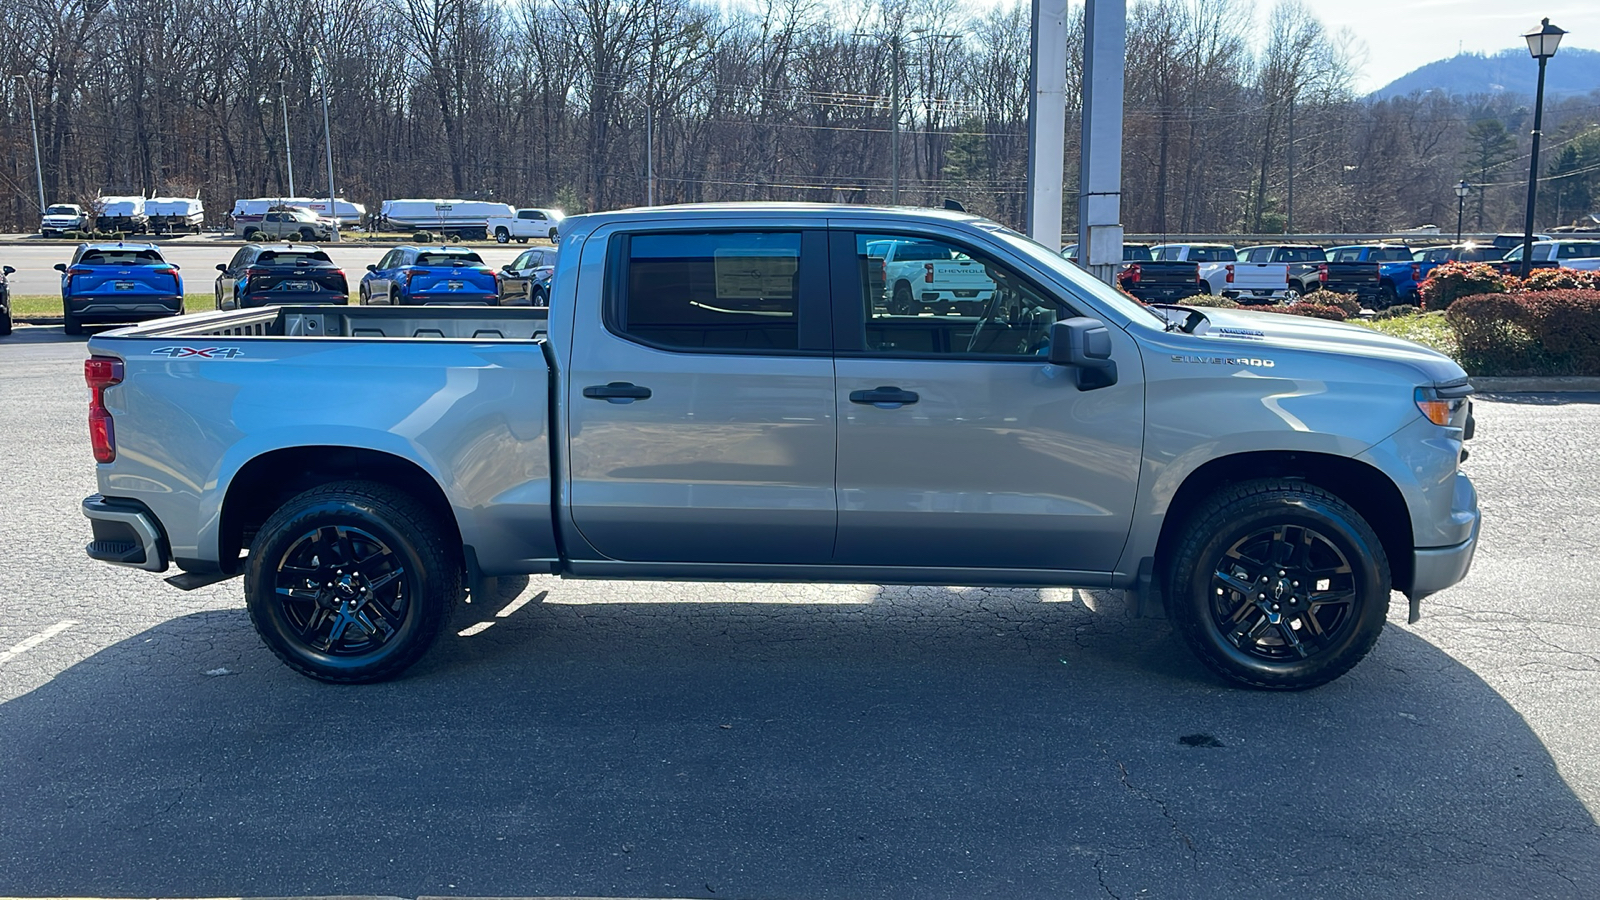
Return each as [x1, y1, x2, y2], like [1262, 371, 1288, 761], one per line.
[1419, 262, 1510, 311]
[1263, 302, 1347, 321]
[1444, 289, 1600, 375]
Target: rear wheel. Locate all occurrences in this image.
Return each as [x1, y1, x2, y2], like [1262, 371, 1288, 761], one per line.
[495, 228, 510, 244]
[891, 281, 915, 315]
[62, 307, 83, 336]
[245, 481, 461, 683]
[1378, 283, 1398, 309]
[1164, 479, 1390, 690]
[243, 228, 261, 242]
[389, 287, 402, 305]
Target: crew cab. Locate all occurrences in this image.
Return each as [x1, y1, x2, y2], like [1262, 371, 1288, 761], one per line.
[238, 208, 339, 243]
[498, 246, 558, 306]
[1061, 243, 1203, 303]
[870, 237, 996, 313]
[40, 203, 87, 237]
[1323, 244, 1415, 307]
[1238, 245, 1329, 299]
[55, 242, 184, 335]
[80, 204, 1480, 692]
[488, 208, 565, 244]
[214, 244, 349, 310]
[359, 246, 499, 305]
[1150, 243, 1290, 301]
[1413, 243, 1502, 265]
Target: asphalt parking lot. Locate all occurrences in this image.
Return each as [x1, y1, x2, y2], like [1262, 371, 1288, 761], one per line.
[1, 325, 1597, 899]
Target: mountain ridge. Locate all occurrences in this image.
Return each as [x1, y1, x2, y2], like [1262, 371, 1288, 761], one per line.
[1371, 47, 1600, 101]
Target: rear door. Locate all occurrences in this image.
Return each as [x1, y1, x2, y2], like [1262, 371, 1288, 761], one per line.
[829, 228, 1145, 574]
[565, 226, 837, 563]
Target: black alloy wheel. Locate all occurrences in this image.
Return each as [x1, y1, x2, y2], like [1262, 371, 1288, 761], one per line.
[1165, 479, 1389, 690]
[245, 481, 460, 683]
[891, 282, 915, 315]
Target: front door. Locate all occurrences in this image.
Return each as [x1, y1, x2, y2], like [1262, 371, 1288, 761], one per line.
[566, 227, 837, 564]
[830, 230, 1145, 574]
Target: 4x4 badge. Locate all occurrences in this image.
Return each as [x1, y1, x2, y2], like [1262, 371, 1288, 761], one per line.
[152, 347, 244, 359]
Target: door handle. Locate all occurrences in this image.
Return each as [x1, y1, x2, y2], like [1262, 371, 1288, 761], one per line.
[583, 382, 653, 403]
[849, 386, 919, 408]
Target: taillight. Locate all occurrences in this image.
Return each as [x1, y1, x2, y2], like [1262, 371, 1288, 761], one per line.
[1411, 262, 1421, 281]
[1225, 264, 1235, 283]
[404, 269, 417, 285]
[924, 262, 934, 283]
[153, 266, 178, 276]
[1319, 263, 1328, 285]
[85, 356, 124, 463]
[1125, 263, 1141, 284]
[244, 267, 270, 279]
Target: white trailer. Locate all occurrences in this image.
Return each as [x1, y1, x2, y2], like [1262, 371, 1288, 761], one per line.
[379, 199, 515, 240]
[145, 198, 205, 233]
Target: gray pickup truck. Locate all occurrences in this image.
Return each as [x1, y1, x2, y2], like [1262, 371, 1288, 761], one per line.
[80, 204, 1480, 690]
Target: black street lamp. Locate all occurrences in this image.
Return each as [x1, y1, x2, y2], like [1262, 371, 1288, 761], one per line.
[1518, 17, 1565, 278]
[1454, 180, 1471, 244]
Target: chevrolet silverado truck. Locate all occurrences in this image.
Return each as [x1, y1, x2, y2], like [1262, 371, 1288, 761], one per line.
[1062, 243, 1202, 303]
[1150, 243, 1291, 301]
[870, 237, 996, 314]
[1323, 244, 1414, 307]
[80, 204, 1480, 691]
[1238, 245, 1328, 300]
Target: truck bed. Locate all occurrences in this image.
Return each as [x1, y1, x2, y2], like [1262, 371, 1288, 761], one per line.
[130, 304, 549, 341]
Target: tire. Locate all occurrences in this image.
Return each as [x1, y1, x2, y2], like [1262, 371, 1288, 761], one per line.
[0, 308, 11, 336]
[1282, 289, 1300, 305]
[517, 237, 528, 244]
[548, 228, 558, 242]
[1163, 479, 1390, 691]
[891, 281, 915, 315]
[495, 228, 510, 244]
[245, 481, 461, 684]
[299, 228, 317, 242]
[358, 284, 369, 305]
[530, 285, 547, 308]
[389, 287, 402, 306]
[1378, 283, 1398, 309]
[62, 307, 83, 336]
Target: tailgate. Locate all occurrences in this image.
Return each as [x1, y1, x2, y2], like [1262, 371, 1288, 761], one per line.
[928, 259, 994, 291]
[1229, 264, 1287, 290]
[1323, 264, 1380, 294]
[411, 265, 497, 294]
[74, 267, 179, 297]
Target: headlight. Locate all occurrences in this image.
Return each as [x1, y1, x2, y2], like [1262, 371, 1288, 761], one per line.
[1415, 385, 1472, 429]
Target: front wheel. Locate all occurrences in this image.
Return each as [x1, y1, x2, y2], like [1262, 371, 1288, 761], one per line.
[1378, 284, 1399, 309]
[1164, 479, 1390, 690]
[245, 481, 461, 683]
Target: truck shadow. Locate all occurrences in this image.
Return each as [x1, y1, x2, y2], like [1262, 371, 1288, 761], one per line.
[1, 584, 1596, 899]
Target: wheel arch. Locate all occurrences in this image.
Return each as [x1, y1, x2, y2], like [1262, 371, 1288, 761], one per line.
[218, 446, 463, 576]
[1153, 450, 1412, 603]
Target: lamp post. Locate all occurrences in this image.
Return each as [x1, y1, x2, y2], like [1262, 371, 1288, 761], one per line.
[1518, 17, 1564, 278]
[13, 76, 45, 214]
[1454, 181, 1470, 244]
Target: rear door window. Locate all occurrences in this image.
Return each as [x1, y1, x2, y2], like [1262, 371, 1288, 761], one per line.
[611, 231, 808, 352]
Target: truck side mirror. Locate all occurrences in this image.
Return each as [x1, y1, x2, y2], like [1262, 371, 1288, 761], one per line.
[1048, 317, 1118, 390]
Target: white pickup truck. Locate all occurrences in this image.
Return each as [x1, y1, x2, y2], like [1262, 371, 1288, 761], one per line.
[1152, 243, 1291, 303]
[869, 238, 996, 314]
[487, 208, 565, 244]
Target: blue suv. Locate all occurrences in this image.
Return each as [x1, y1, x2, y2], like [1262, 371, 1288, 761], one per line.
[55, 243, 184, 335]
[358, 246, 500, 306]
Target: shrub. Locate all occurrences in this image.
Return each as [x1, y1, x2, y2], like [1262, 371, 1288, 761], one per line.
[1419, 262, 1509, 311]
[1376, 304, 1419, 320]
[1444, 293, 1548, 375]
[1517, 290, 1600, 374]
[412, 231, 433, 243]
[1264, 302, 1347, 321]
[1300, 290, 1361, 317]
[61, 230, 83, 240]
[1519, 268, 1600, 293]
[1183, 293, 1238, 309]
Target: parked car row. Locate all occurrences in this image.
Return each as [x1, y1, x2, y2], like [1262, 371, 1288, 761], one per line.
[1061, 236, 1600, 309]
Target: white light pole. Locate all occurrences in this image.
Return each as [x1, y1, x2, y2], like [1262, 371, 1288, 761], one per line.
[13, 75, 45, 214]
[1518, 17, 1564, 278]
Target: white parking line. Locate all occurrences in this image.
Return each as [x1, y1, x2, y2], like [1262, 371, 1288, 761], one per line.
[0, 620, 79, 666]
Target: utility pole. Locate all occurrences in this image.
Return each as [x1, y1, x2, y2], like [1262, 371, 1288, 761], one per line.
[1075, 0, 1126, 284]
[312, 50, 338, 230]
[279, 80, 296, 197]
[1026, 0, 1068, 247]
[890, 34, 902, 204]
[13, 76, 45, 213]
[1286, 94, 1295, 234]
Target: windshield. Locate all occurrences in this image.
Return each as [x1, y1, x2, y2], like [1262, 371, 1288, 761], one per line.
[1187, 246, 1237, 262]
[986, 227, 1167, 326]
[257, 250, 334, 266]
[46, 205, 78, 216]
[416, 251, 485, 266]
[80, 249, 165, 266]
[1275, 247, 1326, 262]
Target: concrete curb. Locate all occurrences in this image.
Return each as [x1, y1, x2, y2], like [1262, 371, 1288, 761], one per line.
[1471, 376, 1600, 393]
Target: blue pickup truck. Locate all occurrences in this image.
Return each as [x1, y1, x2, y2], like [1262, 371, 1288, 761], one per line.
[54, 242, 185, 335]
[1323, 245, 1418, 308]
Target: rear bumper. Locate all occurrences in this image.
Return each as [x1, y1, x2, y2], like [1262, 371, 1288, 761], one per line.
[82, 494, 169, 572]
[242, 292, 348, 308]
[68, 296, 183, 319]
